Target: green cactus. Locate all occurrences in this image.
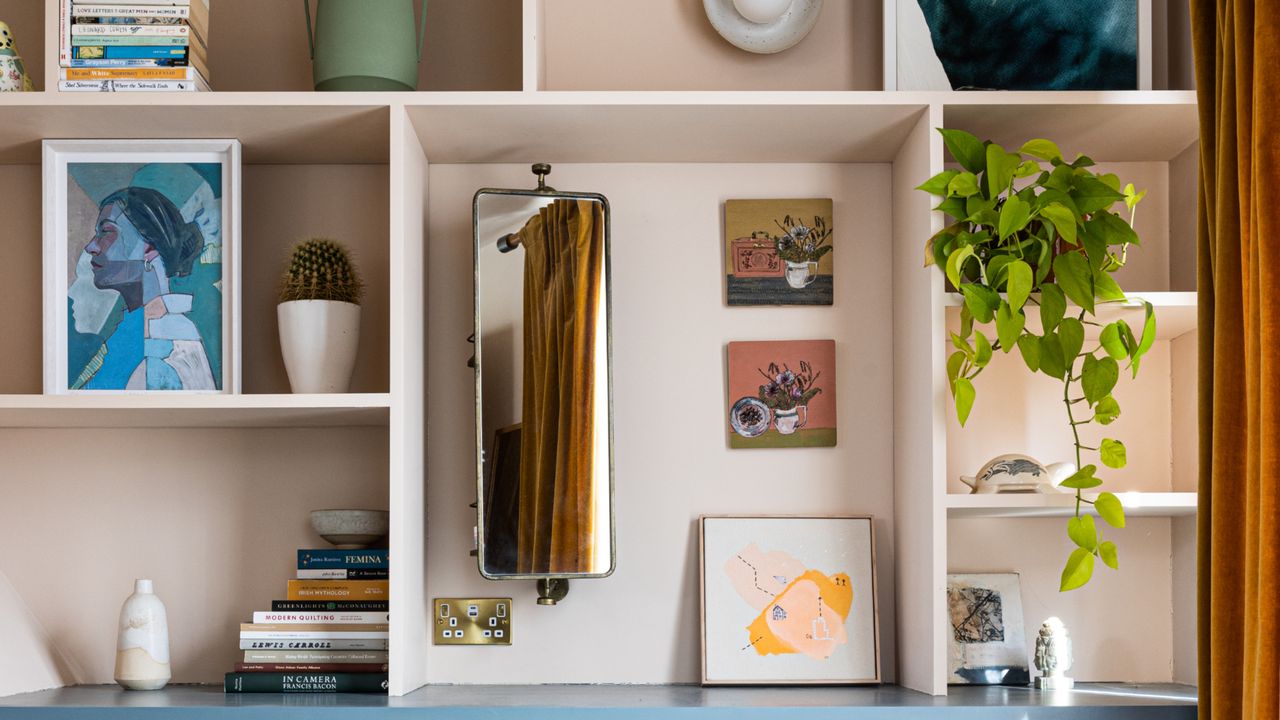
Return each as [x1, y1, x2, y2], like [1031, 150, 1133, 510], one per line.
[278, 238, 365, 305]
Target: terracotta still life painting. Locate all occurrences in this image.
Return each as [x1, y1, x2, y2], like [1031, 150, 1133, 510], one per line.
[725, 198, 833, 306]
[700, 516, 879, 685]
[727, 339, 837, 449]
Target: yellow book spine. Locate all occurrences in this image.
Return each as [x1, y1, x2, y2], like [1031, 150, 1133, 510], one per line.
[286, 580, 389, 601]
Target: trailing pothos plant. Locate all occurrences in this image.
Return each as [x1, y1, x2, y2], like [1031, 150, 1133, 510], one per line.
[918, 128, 1156, 592]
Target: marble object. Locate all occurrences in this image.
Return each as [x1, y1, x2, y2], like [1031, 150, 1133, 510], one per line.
[1034, 617, 1074, 690]
[960, 454, 1075, 494]
[114, 579, 170, 691]
[310, 509, 389, 549]
[703, 0, 823, 54]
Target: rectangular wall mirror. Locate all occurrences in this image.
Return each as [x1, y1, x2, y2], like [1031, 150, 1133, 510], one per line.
[473, 167, 615, 586]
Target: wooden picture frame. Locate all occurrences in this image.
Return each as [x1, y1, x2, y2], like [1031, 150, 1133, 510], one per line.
[699, 515, 880, 685]
[42, 139, 242, 394]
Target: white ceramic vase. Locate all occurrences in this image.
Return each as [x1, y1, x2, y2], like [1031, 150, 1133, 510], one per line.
[278, 300, 361, 393]
[114, 579, 170, 691]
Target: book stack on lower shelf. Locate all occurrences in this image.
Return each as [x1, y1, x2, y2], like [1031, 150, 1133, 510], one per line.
[58, 0, 211, 92]
[224, 548, 390, 694]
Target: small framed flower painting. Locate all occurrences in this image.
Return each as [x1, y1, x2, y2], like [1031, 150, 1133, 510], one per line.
[700, 515, 880, 685]
[42, 139, 241, 394]
[724, 198, 833, 306]
[727, 339, 837, 449]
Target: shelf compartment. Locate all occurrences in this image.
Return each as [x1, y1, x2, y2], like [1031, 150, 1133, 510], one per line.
[943, 292, 1198, 341]
[0, 393, 390, 428]
[946, 491, 1197, 518]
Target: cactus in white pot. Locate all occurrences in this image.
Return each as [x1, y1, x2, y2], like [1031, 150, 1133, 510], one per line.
[277, 238, 365, 393]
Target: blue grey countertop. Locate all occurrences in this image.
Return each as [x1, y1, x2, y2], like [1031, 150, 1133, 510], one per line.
[0, 683, 1197, 719]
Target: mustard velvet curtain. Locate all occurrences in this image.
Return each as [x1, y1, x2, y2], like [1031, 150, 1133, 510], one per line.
[1193, 1, 1280, 717]
[515, 198, 604, 575]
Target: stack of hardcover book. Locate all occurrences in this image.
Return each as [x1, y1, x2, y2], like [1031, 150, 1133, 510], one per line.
[58, 0, 210, 92]
[224, 548, 390, 694]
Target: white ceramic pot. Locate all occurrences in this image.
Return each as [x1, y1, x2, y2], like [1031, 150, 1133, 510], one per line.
[784, 260, 818, 289]
[773, 405, 809, 435]
[114, 579, 170, 691]
[278, 299, 361, 393]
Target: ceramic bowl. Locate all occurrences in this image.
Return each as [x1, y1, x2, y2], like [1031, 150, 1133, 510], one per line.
[309, 509, 389, 549]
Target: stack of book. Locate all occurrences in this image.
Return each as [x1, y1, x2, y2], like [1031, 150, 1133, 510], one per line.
[58, 0, 210, 92]
[224, 548, 390, 694]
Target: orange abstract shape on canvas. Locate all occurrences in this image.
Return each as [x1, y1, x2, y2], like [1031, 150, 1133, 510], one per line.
[745, 569, 853, 660]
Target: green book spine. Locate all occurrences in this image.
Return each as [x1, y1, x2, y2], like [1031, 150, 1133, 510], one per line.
[224, 672, 388, 693]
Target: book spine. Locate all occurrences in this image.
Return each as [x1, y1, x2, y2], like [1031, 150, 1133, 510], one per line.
[60, 0, 72, 66]
[243, 650, 388, 663]
[240, 623, 389, 634]
[71, 0, 192, 5]
[59, 79, 199, 91]
[234, 663, 389, 673]
[296, 568, 389, 580]
[72, 36, 189, 46]
[271, 600, 389, 612]
[224, 672, 388, 694]
[72, 46, 188, 60]
[73, 16, 186, 24]
[241, 632, 389, 641]
[72, 6, 190, 18]
[252, 611, 389, 624]
[286, 580, 389, 601]
[297, 549, 389, 569]
[71, 24, 189, 36]
[66, 58, 189, 67]
[62, 66, 194, 79]
[240, 639, 388, 651]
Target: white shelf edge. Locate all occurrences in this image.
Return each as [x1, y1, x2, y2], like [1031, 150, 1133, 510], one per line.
[943, 291, 1198, 341]
[0, 393, 391, 429]
[946, 491, 1197, 518]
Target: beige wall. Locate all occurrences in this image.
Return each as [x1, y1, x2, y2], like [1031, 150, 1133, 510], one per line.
[426, 162, 897, 683]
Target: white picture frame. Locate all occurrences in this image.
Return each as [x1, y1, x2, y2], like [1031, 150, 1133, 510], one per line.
[42, 139, 242, 394]
[946, 572, 1030, 685]
[699, 515, 880, 685]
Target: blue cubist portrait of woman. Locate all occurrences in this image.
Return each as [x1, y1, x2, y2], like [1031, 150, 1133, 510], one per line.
[65, 162, 223, 391]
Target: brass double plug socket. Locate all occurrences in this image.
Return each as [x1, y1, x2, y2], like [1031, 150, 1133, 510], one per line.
[432, 598, 512, 645]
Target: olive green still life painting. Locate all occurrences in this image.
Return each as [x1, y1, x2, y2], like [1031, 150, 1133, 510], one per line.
[725, 198, 833, 306]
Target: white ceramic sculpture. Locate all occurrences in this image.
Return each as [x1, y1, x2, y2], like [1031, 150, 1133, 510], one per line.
[960, 454, 1075, 494]
[703, 0, 823, 54]
[278, 299, 361, 393]
[114, 579, 171, 691]
[1034, 616, 1074, 690]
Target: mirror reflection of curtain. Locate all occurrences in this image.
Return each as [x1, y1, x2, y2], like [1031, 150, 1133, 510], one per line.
[516, 199, 604, 574]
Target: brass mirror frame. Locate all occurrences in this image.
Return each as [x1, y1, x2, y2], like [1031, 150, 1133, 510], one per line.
[471, 182, 616, 583]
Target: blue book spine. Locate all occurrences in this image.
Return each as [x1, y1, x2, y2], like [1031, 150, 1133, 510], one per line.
[297, 549, 389, 569]
[72, 45, 187, 59]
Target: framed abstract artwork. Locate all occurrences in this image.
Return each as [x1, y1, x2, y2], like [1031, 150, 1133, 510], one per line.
[946, 573, 1030, 685]
[724, 198, 833, 306]
[727, 339, 837, 449]
[700, 516, 880, 685]
[42, 140, 241, 394]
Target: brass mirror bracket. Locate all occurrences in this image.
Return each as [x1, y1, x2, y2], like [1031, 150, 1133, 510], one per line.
[536, 578, 570, 606]
[531, 163, 556, 194]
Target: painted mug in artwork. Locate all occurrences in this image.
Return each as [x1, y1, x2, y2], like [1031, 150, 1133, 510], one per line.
[773, 405, 808, 435]
[785, 260, 819, 289]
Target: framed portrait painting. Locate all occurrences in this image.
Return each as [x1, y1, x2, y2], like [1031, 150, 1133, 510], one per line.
[42, 140, 241, 394]
[700, 515, 880, 685]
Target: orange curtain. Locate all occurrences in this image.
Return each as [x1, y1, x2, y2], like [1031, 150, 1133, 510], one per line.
[1193, 2, 1280, 718]
[515, 199, 604, 575]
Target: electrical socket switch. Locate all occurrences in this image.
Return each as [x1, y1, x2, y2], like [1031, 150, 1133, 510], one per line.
[433, 598, 512, 645]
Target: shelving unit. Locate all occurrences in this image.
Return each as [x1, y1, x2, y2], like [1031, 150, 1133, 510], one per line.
[0, 0, 1199, 707]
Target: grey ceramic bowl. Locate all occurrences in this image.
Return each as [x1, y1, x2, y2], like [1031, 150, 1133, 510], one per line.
[309, 509, 389, 549]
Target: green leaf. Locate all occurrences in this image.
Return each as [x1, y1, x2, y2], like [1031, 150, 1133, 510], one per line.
[936, 197, 968, 221]
[1053, 252, 1095, 314]
[974, 331, 993, 368]
[948, 171, 981, 198]
[960, 303, 974, 338]
[1124, 182, 1148, 212]
[1058, 317, 1085, 362]
[996, 302, 1025, 352]
[1060, 464, 1102, 489]
[1136, 302, 1157, 358]
[947, 351, 966, 387]
[1039, 283, 1067, 333]
[917, 169, 960, 196]
[951, 332, 975, 360]
[1085, 209, 1141, 247]
[1099, 323, 1128, 360]
[1020, 138, 1063, 162]
[954, 377, 976, 426]
[946, 245, 976, 289]
[1068, 514, 1098, 551]
[998, 195, 1032, 240]
[1060, 547, 1096, 591]
[1071, 174, 1125, 215]
[1006, 260, 1033, 311]
[1040, 202, 1079, 246]
[1093, 270, 1126, 302]
[1094, 395, 1121, 425]
[1082, 355, 1120, 405]
[939, 128, 987, 174]
[961, 284, 1000, 324]
[1099, 541, 1119, 570]
[1014, 159, 1042, 178]
[986, 143, 1021, 198]
[1100, 438, 1128, 469]
[1039, 332, 1067, 380]
[1095, 492, 1127, 529]
[986, 254, 1014, 289]
[1017, 333, 1042, 372]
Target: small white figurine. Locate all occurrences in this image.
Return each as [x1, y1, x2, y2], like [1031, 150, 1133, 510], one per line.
[961, 454, 1075, 494]
[1034, 616, 1074, 690]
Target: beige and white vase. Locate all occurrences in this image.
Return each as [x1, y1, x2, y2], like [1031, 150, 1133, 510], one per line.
[114, 579, 171, 691]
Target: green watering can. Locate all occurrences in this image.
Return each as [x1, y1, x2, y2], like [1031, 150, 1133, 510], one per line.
[304, 0, 427, 91]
